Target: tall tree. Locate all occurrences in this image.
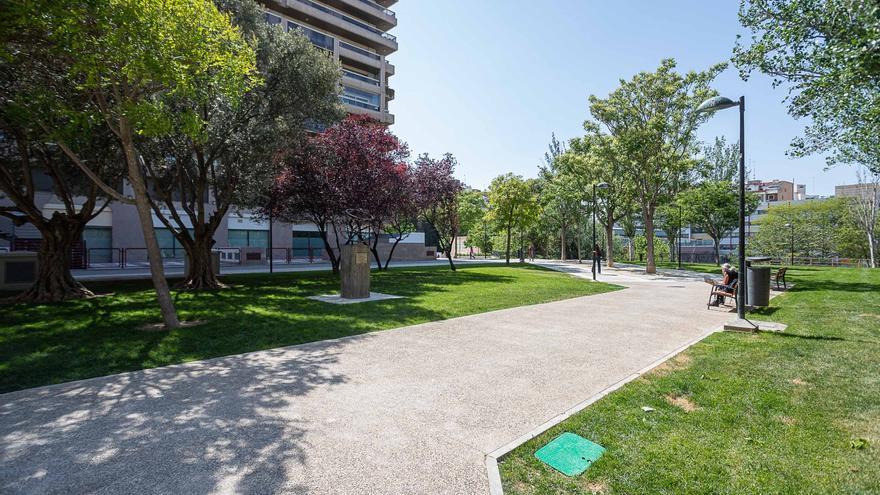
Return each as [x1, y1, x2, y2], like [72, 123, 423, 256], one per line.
[0, 17, 127, 302]
[413, 153, 463, 271]
[141, 0, 343, 289]
[456, 189, 487, 257]
[734, 0, 880, 173]
[558, 134, 637, 267]
[10, 0, 259, 328]
[848, 166, 879, 268]
[270, 115, 409, 273]
[679, 182, 760, 264]
[586, 59, 723, 273]
[486, 173, 539, 265]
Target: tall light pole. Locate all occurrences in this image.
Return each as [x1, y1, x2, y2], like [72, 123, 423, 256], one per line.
[591, 182, 610, 280]
[697, 95, 746, 320]
[678, 203, 683, 270]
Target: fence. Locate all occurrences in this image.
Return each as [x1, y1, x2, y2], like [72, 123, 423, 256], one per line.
[86, 248, 124, 269]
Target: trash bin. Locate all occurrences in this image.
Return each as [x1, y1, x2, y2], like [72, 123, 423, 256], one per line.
[747, 265, 771, 306]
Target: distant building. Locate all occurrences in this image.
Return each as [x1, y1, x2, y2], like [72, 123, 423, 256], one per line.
[747, 179, 806, 202]
[836, 183, 880, 203]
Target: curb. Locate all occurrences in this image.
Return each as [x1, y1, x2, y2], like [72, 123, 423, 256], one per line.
[483, 321, 728, 495]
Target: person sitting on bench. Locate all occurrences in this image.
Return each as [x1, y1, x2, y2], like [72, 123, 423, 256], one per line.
[711, 263, 738, 306]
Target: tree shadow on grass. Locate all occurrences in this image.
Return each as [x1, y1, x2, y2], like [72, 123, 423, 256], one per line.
[0, 266, 524, 393]
[0, 335, 360, 494]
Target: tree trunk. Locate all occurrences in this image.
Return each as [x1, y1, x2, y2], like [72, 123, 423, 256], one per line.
[560, 228, 566, 261]
[504, 223, 512, 265]
[628, 239, 634, 261]
[605, 223, 615, 268]
[644, 213, 656, 274]
[12, 219, 94, 303]
[668, 236, 676, 263]
[444, 248, 457, 271]
[712, 237, 721, 265]
[179, 230, 223, 290]
[867, 232, 876, 268]
[384, 238, 402, 270]
[120, 118, 180, 329]
[318, 228, 339, 274]
[368, 235, 383, 271]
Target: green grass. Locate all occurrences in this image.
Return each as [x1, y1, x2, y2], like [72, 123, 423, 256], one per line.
[0, 264, 617, 394]
[500, 266, 880, 494]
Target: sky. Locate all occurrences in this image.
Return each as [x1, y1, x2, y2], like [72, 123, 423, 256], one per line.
[387, 0, 862, 196]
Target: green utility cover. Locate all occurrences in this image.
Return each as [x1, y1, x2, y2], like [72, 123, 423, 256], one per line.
[534, 432, 606, 476]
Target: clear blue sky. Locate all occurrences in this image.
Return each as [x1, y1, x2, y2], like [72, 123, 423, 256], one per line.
[388, 0, 860, 196]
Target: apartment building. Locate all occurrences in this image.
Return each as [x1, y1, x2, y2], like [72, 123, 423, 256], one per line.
[261, 0, 397, 124]
[747, 179, 806, 203]
[1, 1, 433, 267]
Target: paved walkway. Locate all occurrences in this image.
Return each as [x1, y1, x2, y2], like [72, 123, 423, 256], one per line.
[1, 262, 733, 494]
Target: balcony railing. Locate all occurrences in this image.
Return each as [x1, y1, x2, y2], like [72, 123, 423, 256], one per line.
[339, 41, 381, 60]
[293, 0, 397, 42]
[356, 0, 395, 17]
[343, 69, 381, 86]
[340, 95, 380, 111]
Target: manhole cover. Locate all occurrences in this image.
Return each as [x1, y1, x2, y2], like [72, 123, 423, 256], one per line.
[534, 432, 605, 476]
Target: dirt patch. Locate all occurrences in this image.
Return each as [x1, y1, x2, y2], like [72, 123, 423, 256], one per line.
[580, 481, 607, 493]
[790, 378, 809, 386]
[665, 394, 700, 412]
[859, 313, 880, 319]
[650, 353, 692, 377]
[779, 415, 797, 425]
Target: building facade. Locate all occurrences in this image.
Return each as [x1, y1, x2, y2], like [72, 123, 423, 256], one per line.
[1, 1, 433, 267]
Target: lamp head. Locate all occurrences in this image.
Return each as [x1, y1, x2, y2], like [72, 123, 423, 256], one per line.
[696, 96, 739, 114]
[596, 182, 610, 190]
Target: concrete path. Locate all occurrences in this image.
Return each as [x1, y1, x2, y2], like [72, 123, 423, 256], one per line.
[1, 262, 733, 494]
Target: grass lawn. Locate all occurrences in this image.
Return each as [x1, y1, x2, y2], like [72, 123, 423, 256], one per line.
[0, 263, 617, 394]
[500, 266, 880, 494]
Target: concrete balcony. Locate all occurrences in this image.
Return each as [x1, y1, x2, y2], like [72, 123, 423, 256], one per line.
[321, 0, 396, 31]
[269, 0, 398, 55]
[385, 86, 394, 101]
[384, 60, 394, 75]
[338, 41, 383, 69]
[342, 102, 394, 125]
[342, 69, 382, 92]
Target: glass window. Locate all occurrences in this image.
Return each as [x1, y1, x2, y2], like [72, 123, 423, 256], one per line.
[341, 86, 380, 111]
[265, 12, 282, 25]
[228, 229, 269, 248]
[287, 21, 334, 52]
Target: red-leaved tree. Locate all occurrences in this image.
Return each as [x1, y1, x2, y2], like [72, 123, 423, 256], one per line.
[413, 153, 463, 271]
[270, 114, 409, 273]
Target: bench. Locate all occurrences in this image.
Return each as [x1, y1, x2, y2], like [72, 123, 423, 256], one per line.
[707, 279, 738, 310]
[772, 267, 788, 290]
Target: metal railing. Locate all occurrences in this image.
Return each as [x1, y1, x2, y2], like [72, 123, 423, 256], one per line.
[342, 69, 381, 86]
[293, 0, 397, 42]
[340, 95, 380, 111]
[339, 41, 381, 60]
[86, 248, 124, 269]
[356, 0, 395, 17]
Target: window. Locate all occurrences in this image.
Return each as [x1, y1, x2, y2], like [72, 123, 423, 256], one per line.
[287, 21, 334, 52]
[228, 229, 269, 248]
[292, 232, 323, 258]
[341, 86, 380, 111]
[265, 12, 282, 25]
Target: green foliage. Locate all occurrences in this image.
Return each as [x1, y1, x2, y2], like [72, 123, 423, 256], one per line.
[584, 58, 724, 269]
[734, 0, 880, 172]
[457, 189, 487, 236]
[698, 136, 740, 183]
[749, 198, 866, 260]
[632, 234, 670, 261]
[487, 173, 541, 262]
[679, 181, 760, 261]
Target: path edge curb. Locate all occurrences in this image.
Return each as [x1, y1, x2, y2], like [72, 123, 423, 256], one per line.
[483, 322, 727, 495]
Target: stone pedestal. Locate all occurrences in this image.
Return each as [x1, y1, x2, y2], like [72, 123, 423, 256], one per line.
[341, 243, 370, 299]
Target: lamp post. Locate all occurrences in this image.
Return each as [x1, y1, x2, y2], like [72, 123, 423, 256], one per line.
[591, 182, 610, 280]
[785, 222, 794, 266]
[697, 95, 746, 320]
[678, 203, 683, 270]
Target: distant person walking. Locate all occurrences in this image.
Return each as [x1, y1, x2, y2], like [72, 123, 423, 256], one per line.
[593, 243, 602, 274]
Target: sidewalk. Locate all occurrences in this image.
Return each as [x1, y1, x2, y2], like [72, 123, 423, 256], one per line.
[1, 262, 734, 494]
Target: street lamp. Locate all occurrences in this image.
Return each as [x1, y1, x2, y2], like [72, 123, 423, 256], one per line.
[592, 182, 610, 280]
[784, 222, 794, 266]
[697, 95, 746, 320]
[678, 203, 683, 270]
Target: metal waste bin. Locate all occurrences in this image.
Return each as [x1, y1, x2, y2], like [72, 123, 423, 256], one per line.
[747, 265, 771, 306]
